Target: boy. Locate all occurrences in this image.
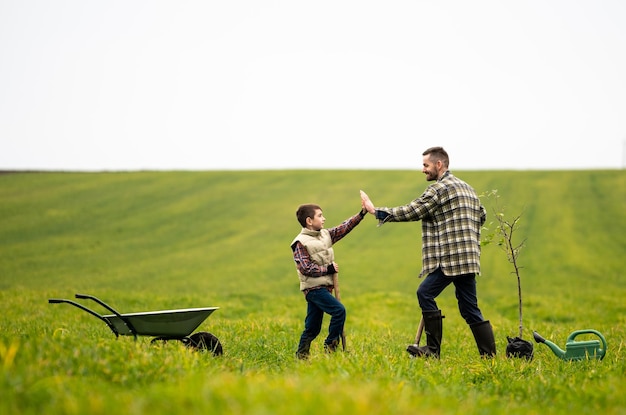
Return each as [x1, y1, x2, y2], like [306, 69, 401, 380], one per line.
[291, 202, 367, 359]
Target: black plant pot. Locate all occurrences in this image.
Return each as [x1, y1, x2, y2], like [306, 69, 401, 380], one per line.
[506, 336, 534, 360]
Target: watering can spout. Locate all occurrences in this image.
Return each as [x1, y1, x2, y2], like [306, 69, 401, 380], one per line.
[533, 331, 567, 359]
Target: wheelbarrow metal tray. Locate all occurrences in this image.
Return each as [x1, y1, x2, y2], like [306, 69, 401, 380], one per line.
[104, 307, 219, 337]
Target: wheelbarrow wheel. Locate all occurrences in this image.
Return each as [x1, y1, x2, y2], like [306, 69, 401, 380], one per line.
[184, 331, 223, 356]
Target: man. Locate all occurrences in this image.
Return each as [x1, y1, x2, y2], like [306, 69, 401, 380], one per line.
[360, 146, 496, 358]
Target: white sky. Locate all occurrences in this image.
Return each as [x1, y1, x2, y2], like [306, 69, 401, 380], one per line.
[1, 0, 625, 171]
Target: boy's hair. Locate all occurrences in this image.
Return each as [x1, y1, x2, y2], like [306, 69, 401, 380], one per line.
[296, 204, 321, 227]
[423, 146, 449, 168]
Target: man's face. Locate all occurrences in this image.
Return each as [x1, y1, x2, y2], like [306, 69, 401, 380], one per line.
[307, 209, 325, 230]
[422, 155, 439, 181]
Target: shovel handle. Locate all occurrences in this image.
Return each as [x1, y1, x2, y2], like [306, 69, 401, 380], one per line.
[332, 273, 346, 351]
[332, 273, 341, 301]
[415, 316, 425, 345]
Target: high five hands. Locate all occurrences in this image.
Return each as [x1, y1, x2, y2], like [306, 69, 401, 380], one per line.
[360, 190, 375, 215]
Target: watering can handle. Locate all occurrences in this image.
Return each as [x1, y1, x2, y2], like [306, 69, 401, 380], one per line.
[566, 329, 607, 351]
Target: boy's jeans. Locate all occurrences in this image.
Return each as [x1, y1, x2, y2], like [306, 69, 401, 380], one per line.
[298, 287, 346, 348]
[417, 267, 484, 325]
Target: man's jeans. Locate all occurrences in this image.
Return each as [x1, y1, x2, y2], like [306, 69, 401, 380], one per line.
[417, 267, 484, 325]
[298, 287, 346, 347]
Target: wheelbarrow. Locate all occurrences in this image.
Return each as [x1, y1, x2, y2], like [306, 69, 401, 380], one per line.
[48, 293, 223, 355]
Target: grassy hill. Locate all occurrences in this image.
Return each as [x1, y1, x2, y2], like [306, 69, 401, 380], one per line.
[1, 169, 624, 415]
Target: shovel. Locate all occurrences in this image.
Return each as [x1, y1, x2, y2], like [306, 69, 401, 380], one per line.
[332, 273, 347, 351]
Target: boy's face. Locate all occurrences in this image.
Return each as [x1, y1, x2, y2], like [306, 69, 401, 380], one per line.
[306, 209, 325, 231]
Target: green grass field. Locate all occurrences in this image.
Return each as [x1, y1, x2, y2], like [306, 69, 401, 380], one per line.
[1, 169, 625, 415]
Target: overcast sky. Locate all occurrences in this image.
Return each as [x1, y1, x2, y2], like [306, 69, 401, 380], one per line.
[1, 0, 625, 171]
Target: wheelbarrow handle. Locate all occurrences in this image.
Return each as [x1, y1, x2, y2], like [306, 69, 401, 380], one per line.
[76, 293, 120, 315]
[48, 298, 120, 338]
[74, 293, 138, 338]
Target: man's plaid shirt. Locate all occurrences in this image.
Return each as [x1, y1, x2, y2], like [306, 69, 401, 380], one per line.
[376, 171, 486, 278]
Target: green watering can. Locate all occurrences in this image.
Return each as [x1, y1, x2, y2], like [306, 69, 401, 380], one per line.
[533, 329, 607, 361]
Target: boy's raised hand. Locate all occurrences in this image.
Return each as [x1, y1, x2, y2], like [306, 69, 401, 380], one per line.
[360, 190, 375, 214]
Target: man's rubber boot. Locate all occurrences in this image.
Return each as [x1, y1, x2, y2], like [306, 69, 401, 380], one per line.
[406, 310, 443, 358]
[470, 320, 497, 358]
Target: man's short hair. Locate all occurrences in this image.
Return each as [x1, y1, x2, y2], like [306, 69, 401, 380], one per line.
[423, 146, 449, 168]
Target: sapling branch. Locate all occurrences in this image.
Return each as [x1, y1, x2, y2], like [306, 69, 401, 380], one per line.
[481, 190, 527, 339]
[496, 213, 526, 338]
